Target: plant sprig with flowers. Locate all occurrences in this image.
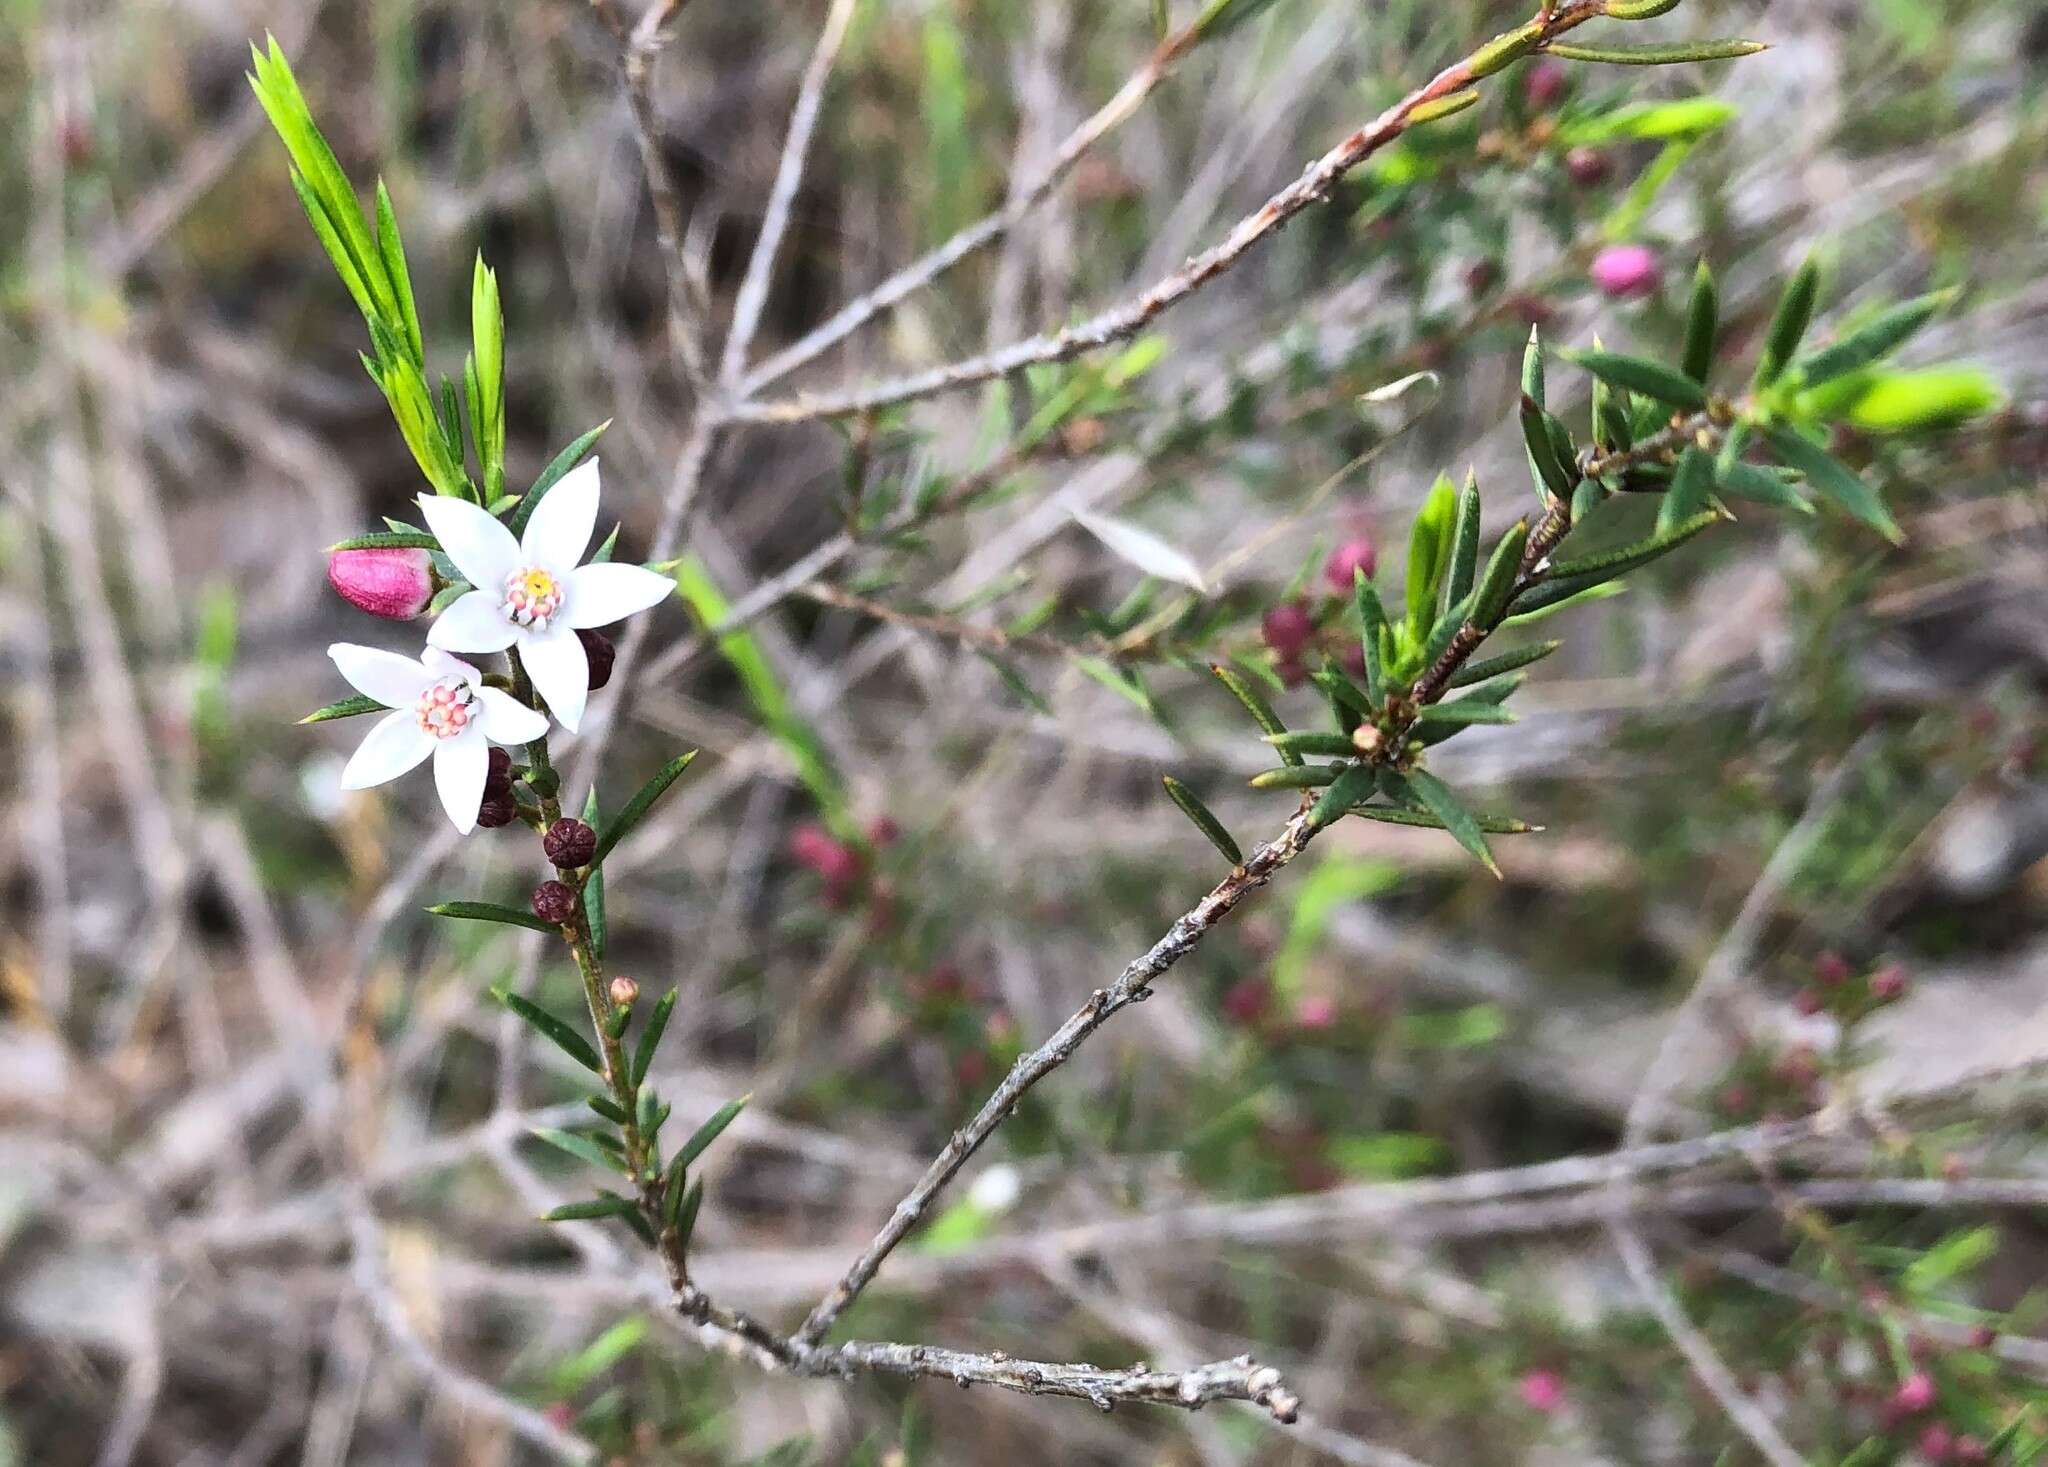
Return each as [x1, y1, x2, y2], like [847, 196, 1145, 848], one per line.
[254, 37, 745, 1295]
[254, 0, 2017, 1445]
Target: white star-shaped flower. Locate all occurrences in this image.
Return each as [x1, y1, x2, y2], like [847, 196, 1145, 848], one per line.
[415, 460, 673, 731]
[330, 643, 549, 833]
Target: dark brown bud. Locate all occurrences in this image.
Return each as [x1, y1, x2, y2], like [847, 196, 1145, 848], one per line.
[1565, 146, 1611, 188]
[576, 628, 616, 691]
[543, 818, 598, 869]
[475, 792, 519, 829]
[532, 880, 578, 926]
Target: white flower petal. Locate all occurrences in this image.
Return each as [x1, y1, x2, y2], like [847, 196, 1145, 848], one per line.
[422, 646, 484, 688]
[562, 561, 672, 630]
[476, 687, 549, 745]
[426, 589, 519, 654]
[329, 643, 433, 708]
[519, 625, 589, 733]
[340, 710, 433, 790]
[417, 493, 521, 590]
[433, 732, 490, 834]
[519, 458, 601, 573]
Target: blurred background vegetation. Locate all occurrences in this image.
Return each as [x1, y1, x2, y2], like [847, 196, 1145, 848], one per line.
[3, 0, 2047, 1463]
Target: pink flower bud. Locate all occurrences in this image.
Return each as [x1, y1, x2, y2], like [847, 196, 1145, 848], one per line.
[1891, 1372, 1936, 1415]
[327, 546, 434, 620]
[1869, 963, 1907, 1003]
[789, 823, 861, 889]
[1323, 538, 1379, 595]
[1918, 1424, 1956, 1462]
[1295, 995, 1337, 1030]
[1814, 950, 1851, 987]
[1221, 978, 1270, 1025]
[1517, 1369, 1566, 1414]
[1591, 244, 1662, 299]
[608, 975, 639, 1007]
[1793, 988, 1825, 1017]
[1262, 600, 1315, 658]
[1523, 60, 1570, 111]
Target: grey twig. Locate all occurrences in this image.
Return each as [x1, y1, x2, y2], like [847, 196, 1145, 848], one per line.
[793, 802, 1328, 1348]
[718, 0, 860, 387]
[730, 2, 1611, 422]
[738, 9, 1214, 397]
[817, 1343, 1299, 1421]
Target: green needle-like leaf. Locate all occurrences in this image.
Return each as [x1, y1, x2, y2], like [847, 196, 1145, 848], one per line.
[531, 1127, 623, 1173]
[1544, 509, 1719, 583]
[509, 421, 613, 537]
[1210, 662, 1297, 764]
[1162, 776, 1244, 865]
[326, 530, 440, 552]
[1520, 395, 1576, 503]
[582, 788, 607, 964]
[542, 1193, 639, 1224]
[590, 752, 700, 869]
[676, 1095, 751, 1171]
[1447, 640, 1559, 689]
[1544, 38, 1767, 65]
[1250, 765, 1344, 790]
[1472, 518, 1530, 627]
[1414, 701, 1517, 728]
[493, 990, 604, 1074]
[631, 990, 678, 1089]
[1657, 447, 1717, 535]
[428, 900, 559, 934]
[1353, 574, 1389, 706]
[1310, 763, 1379, 828]
[1763, 426, 1901, 541]
[1566, 349, 1708, 411]
[1792, 290, 1955, 387]
[1265, 731, 1360, 759]
[1755, 254, 1822, 389]
[1682, 260, 1719, 384]
[1393, 768, 1500, 877]
[1447, 476, 1483, 607]
[1350, 805, 1539, 835]
[300, 694, 387, 725]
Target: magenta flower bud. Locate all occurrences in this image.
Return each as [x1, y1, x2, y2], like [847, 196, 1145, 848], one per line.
[1523, 60, 1570, 110]
[1323, 538, 1379, 595]
[1261, 600, 1315, 658]
[1918, 1424, 1956, 1463]
[1891, 1372, 1936, 1414]
[1517, 1369, 1566, 1414]
[789, 823, 861, 888]
[1294, 995, 1337, 1030]
[1591, 244, 1662, 299]
[327, 546, 434, 620]
[1221, 978, 1269, 1025]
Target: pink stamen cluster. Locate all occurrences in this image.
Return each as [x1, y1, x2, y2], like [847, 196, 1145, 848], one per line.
[415, 679, 476, 739]
[502, 566, 565, 630]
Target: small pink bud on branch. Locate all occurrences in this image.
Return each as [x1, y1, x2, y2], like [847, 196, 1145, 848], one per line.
[327, 546, 434, 620]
